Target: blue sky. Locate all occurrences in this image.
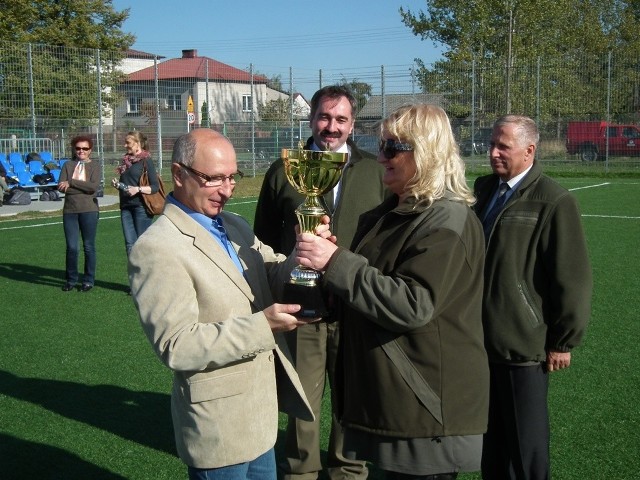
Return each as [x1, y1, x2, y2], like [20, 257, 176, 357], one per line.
[111, 0, 443, 95]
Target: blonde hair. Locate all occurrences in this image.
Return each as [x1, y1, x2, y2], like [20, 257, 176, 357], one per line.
[126, 130, 149, 151]
[381, 104, 475, 207]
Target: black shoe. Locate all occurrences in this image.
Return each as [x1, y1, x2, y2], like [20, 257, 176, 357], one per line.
[80, 284, 93, 292]
[62, 283, 75, 292]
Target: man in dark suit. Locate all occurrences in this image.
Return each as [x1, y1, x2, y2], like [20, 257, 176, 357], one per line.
[129, 129, 315, 479]
[474, 115, 592, 480]
[254, 85, 388, 479]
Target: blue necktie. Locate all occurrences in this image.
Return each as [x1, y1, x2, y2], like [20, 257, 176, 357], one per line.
[211, 217, 244, 274]
[483, 183, 510, 241]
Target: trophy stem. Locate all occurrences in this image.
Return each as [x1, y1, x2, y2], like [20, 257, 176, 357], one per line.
[295, 195, 326, 234]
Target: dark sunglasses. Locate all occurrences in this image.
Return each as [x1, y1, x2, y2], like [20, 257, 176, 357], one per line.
[75, 147, 91, 151]
[179, 163, 244, 187]
[379, 139, 414, 159]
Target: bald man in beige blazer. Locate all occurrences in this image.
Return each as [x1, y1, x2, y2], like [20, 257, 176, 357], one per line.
[129, 129, 315, 479]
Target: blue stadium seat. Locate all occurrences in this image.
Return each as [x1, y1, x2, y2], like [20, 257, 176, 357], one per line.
[16, 171, 38, 187]
[50, 169, 61, 182]
[39, 151, 53, 163]
[9, 152, 23, 164]
[12, 161, 28, 174]
[29, 161, 45, 175]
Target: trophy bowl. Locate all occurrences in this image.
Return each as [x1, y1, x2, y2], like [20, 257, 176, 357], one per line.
[282, 147, 348, 316]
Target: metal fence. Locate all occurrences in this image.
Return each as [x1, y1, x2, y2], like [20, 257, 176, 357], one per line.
[1, 40, 639, 180]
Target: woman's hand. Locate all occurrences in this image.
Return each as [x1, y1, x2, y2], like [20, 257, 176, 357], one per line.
[58, 181, 69, 192]
[295, 232, 338, 272]
[125, 186, 138, 197]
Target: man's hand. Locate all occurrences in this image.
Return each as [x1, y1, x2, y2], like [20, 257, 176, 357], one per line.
[547, 350, 571, 372]
[263, 303, 320, 332]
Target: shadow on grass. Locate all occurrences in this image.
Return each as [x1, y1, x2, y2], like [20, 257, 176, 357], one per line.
[0, 262, 129, 293]
[0, 433, 127, 479]
[0, 371, 175, 456]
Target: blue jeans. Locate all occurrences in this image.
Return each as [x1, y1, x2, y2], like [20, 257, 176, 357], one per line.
[120, 205, 153, 256]
[63, 211, 99, 286]
[187, 448, 276, 480]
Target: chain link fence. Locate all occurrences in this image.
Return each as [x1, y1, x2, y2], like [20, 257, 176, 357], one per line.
[1, 41, 639, 182]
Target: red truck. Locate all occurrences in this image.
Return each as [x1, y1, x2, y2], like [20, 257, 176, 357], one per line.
[566, 121, 640, 161]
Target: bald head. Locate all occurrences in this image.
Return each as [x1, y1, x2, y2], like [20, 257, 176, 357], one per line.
[171, 129, 238, 217]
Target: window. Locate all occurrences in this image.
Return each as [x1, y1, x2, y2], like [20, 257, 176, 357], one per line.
[168, 94, 182, 111]
[242, 94, 253, 112]
[128, 97, 141, 114]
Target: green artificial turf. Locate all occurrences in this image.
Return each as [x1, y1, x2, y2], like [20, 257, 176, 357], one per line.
[1, 177, 639, 479]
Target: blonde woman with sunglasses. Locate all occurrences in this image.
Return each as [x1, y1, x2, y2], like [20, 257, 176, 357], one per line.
[295, 104, 488, 480]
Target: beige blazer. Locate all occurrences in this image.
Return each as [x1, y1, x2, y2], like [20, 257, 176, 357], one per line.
[129, 202, 312, 469]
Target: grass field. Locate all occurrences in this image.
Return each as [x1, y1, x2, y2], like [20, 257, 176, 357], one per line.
[1, 176, 639, 479]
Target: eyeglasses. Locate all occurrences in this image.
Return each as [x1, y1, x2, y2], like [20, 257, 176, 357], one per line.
[179, 163, 244, 187]
[75, 147, 91, 151]
[379, 139, 414, 159]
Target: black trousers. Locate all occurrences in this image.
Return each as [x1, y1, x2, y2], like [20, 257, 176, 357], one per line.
[481, 363, 550, 480]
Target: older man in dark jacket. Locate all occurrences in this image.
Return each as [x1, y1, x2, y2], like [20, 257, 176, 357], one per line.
[474, 114, 592, 480]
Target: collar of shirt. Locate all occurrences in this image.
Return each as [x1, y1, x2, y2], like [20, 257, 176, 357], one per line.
[166, 193, 217, 233]
[503, 164, 533, 190]
[310, 141, 350, 155]
[166, 194, 244, 273]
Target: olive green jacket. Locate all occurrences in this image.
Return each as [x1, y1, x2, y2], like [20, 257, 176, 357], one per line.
[474, 162, 592, 363]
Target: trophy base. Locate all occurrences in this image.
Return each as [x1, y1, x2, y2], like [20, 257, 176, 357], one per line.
[283, 282, 330, 318]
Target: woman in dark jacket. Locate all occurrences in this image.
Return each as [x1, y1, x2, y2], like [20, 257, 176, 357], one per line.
[111, 131, 159, 256]
[58, 135, 101, 292]
[295, 104, 489, 479]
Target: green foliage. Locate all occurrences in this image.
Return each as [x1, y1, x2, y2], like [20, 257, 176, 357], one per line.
[400, 0, 640, 121]
[201, 101, 211, 128]
[0, 0, 134, 51]
[339, 77, 372, 114]
[259, 98, 305, 122]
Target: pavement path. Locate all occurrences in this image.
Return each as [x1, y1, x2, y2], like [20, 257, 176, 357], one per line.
[0, 194, 120, 218]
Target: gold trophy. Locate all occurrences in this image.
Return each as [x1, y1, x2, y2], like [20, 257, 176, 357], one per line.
[282, 146, 348, 317]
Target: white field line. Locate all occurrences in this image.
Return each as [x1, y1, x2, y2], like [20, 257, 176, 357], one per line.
[568, 182, 610, 191]
[0, 200, 259, 232]
[0, 214, 121, 231]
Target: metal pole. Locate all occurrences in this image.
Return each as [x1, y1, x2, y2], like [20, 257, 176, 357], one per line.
[205, 59, 210, 128]
[471, 58, 476, 151]
[506, 4, 513, 114]
[96, 49, 105, 186]
[606, 52, 611, 173]
[381, 65, 386, 120]
[250, 63, 256, 177]
[27, 44, 36, 141]
[154, 56, 163, 173]
[536, 57, 541, 125]
[289, 67, 294, 148]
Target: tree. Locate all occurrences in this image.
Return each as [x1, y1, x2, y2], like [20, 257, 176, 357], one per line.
[338, 78, 372, 114]
[0, 0, 134, 131]
[399, 0, 640, 122]
[0, 0, 134, 50]
[201, 101, 211, 128]
[259, 97, 305, 122]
